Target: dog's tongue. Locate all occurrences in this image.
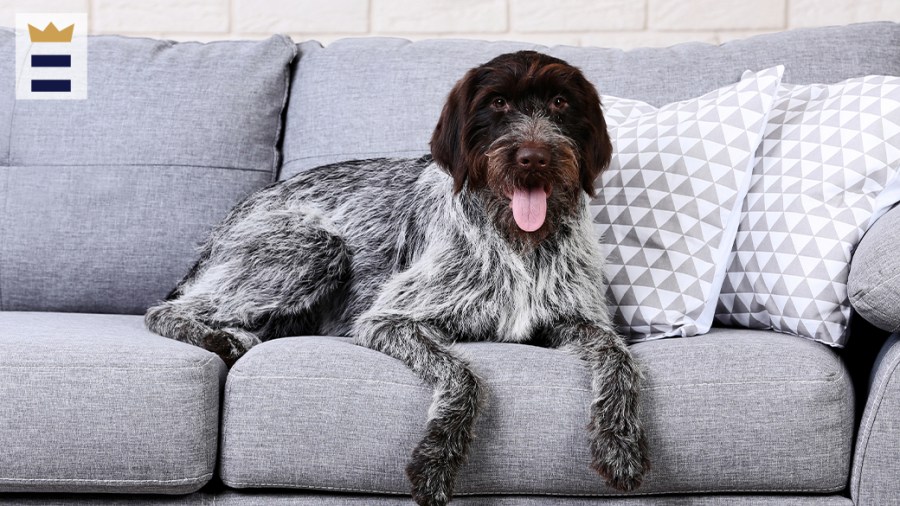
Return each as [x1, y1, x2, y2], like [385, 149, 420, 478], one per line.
[510, 187, 548, 232]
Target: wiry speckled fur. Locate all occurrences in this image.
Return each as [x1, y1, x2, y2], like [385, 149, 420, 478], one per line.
[146, 51, 648, 505]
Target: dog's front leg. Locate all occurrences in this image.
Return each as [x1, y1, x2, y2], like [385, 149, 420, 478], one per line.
[355, 313, 479, 506]
[554, 321, 649, 492]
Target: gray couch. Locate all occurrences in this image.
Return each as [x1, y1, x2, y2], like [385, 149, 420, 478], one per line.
[2, 21, 900, 506]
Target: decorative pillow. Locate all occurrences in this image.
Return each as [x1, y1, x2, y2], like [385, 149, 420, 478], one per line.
[716, 74, 900, 347]
[590, 66, 784, 341]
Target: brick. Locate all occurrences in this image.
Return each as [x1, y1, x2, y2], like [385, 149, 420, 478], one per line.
[92, 0, 229, 34]
[511, 0, 646, 32]
[0, 0, 89, 28]
[789, 0, 900, 27]
[582, 30, 717, 49]
[372, 0, 507, 33]
[649, 0, 786, 30]
[234, 0, 368, 34]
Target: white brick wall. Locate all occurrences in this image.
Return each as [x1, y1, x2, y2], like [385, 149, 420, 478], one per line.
[93, 0, 229, 33]
[648, 0, 786, 30]
[234, 0, 368, 34]
[372, 0, 508, 33]
[1, 0, 898, 48]
[510, 0, 645, 32]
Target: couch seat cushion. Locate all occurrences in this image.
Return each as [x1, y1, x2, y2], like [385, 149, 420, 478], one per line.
[220, 328, 853, 496]
[0, 312, 226, 494]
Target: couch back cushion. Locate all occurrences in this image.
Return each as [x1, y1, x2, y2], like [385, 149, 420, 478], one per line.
[0, 30, 296, 314]
[281, 21, 900, 179]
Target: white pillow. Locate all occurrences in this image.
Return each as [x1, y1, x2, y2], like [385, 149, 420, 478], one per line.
[591, 66, 784, 341]
[716, 74, 900, 347]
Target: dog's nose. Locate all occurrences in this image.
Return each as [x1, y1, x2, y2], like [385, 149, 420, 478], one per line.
[516, 146, 551, 169]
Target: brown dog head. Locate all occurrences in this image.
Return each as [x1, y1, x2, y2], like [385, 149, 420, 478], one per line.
[431, 51, 612, 243]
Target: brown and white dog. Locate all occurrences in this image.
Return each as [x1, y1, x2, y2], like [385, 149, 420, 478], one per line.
[146, 51, 648, 505]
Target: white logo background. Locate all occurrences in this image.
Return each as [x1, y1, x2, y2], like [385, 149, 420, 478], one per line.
[15, 13, 88, 100]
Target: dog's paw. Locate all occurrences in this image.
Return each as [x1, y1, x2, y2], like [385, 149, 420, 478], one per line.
[406, 441, 456, 506]
[202, 330, 248, 368]
[590, 426, 650, 492]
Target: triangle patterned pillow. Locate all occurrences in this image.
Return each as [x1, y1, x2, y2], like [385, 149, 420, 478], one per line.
[591, 66, 784, 341]
[716, 74, 900, 347]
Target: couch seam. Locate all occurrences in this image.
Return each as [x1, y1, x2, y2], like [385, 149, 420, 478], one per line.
[3, 162, 271, 173]
[851, 339, 900, 502]
[0, 76, 11, 310]
[647, 374, 846, 389]
[0, 473, 212, 485]
[219, 370, 234, 484]
[0, 357, 219, 370]
[198, 357, 216, 489]
[282, 149, 429, 166]
[220, 479, 846, 496]
[271, 35, 296, 182]
[4, 86, 11, 168]
[227, 374, 427, 388]
[225, 374, 843, 390]
[0, 155, 7, 312]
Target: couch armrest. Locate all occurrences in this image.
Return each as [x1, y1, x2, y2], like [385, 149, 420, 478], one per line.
[849, 204, 900, 332]
[851, 334, 900, 505]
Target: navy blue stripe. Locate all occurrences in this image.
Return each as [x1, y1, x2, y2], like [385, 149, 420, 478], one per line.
[31, 80, 71, 92]
[31, 54, 71, 67]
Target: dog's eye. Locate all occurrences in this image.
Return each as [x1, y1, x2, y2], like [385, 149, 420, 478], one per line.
[491, 97, 508, 110]
[551, 96, 568, 109]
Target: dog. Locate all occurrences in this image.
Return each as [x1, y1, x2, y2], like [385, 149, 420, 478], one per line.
[145, 50, 648, 505]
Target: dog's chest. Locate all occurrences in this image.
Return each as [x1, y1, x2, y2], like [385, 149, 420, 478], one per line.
[494, 264, 548, 342]
[379, 182, 607, 343]
[464, 249, 578, 343]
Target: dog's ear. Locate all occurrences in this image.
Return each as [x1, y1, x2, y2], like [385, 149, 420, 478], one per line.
[578, 82, 613, 198]
[431, 69, 478, 193]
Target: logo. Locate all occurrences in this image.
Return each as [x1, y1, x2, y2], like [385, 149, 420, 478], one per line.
[29, 22, 75, 43]
[16, 13, 88, 100]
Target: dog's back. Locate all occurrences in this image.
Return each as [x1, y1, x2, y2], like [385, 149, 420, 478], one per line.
[168, 155, 438, 337]
[283, 156, 440, 335]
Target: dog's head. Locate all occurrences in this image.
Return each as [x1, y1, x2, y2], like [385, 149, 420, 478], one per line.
[431, 50, 612, 243]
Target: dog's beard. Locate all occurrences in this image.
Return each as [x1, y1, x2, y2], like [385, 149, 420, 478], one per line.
[480, 139, 582, 250]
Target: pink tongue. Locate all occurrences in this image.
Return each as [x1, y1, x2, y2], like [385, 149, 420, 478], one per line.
[510, 187, 548, 232]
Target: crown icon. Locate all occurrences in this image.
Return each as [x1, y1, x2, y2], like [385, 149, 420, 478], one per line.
[28, 22, 75, 43]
